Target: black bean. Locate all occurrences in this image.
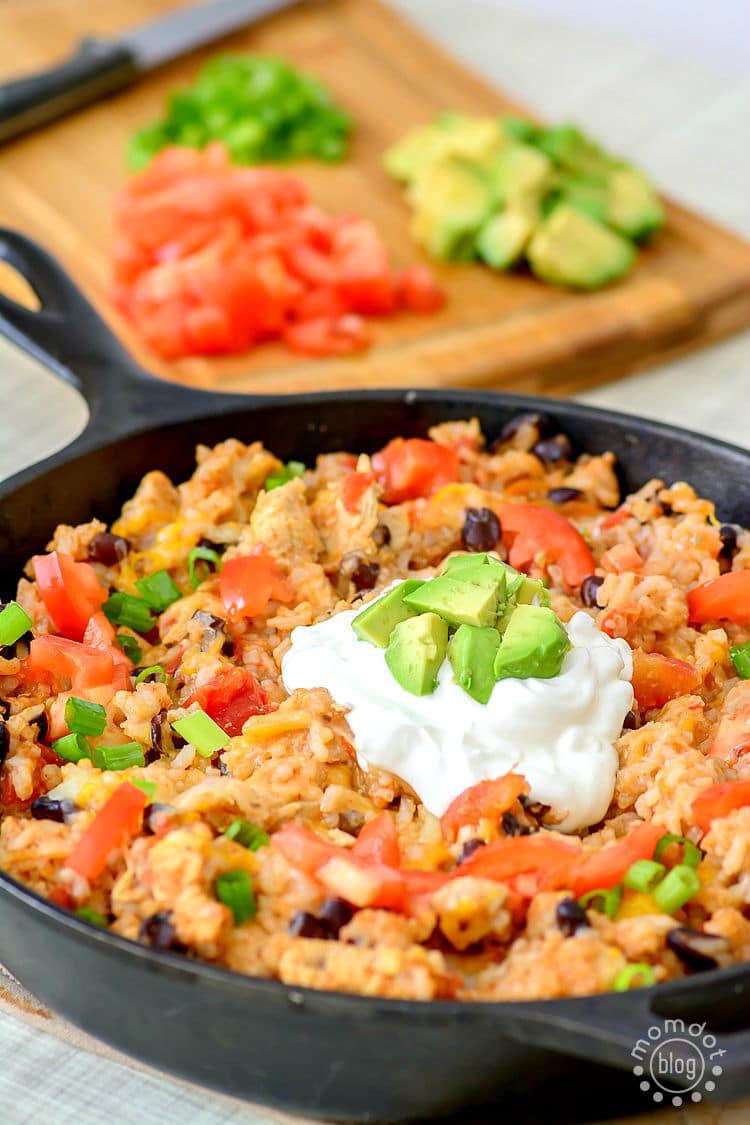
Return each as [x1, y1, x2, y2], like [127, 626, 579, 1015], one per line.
[318, 897, 355, 936]
[0, 720, 8, 767]
[340, 553, 380, 593]
[339, 809, 365, 836]
[496, 412, 556, 447]
[221, 638, 235, 658]
[533, 434, 575, 465]
[667, 927, 728, 972]
[139, 911, 186, 953]
[556, 897, 589, 937]
[457, 838, 485, 864]
[150, 710, 166, 753]
[288, 910, 329, 939]
[219, 760, 229, 776]
[372, 523, 391, 548]
[502, 811, 532, 837]
[30, 796, 77, 823]
[0, 700, 9, 720]
[547, 487, 583, 504]
[519, 794, 551, 820]
[30, 711, 48, 742]
[461, 507, 501, 552]
[622, 709, 639, 731]
[580, 574, 604, 608]
[192, 610, 226, 631]
[196, 537, 228, 556]
[143, 802, 175, 835]
[718, 524, 739, 560]
[88, 532, 130, 567]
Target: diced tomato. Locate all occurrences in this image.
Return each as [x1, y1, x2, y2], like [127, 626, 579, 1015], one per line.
[283, 315, 370, 357]
[331, 219, 397, 316]
[571, 822, 664, 897]
[67, 783, 148, 881]
[372, 437, 460, 505]
[83, 611, 133, 691]
[458, 835, 581, 885]
[26, 635, 115, 693]
[272, 822, 340, 876]
[187, 666, 269, 737]
[494, 504, 596, 590]
[352, 812, 401, 867]
[33, 552, 107, 641]
[709, 694, 750, 765]
[397, 265, 445, 314]
[341, 470, 375, 513]
[692, 780, 750, 834]
[600, 508, 630, 530]
[440, 774, 528, 843]
[48, 887, 74, 909]
[631, 649, 700, 711]
[317, 855, 407, 910]
[687, 571, 750, 626]
[219, 553, 293, 621]
[48, 684, 117, 741]
[601, 542, 642, 574]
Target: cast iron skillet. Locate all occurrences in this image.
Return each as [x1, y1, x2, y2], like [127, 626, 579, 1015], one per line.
[1, 228, 750, 1124]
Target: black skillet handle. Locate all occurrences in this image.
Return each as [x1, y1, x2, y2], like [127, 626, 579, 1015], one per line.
[0, 39, 139, 145]
[0, 228, 248, 457]
[507, 966, 750, 1105]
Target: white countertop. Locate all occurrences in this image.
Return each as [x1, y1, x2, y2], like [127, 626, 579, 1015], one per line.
[1, 3, 750, 1123]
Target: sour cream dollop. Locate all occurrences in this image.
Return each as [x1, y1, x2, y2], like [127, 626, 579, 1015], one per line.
[281, 598, 633, 831]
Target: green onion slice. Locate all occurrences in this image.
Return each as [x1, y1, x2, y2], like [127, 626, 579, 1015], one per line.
[652, 864, 700, 914]
[131, 778, 157, 801]
[92, 743, 146, 772]
[135, 665, 166, 686]
[135, 570, 181, 612]
[224, 818, 269, 851]
[264, 460, 306, 491]
[103, 592, 155, 633]
[172, 708, 229, 757]
[729, 641, 750, 680]
[653, 833, 702, 870]
[51, 733, 91, 763]
[64, 696, 107, 738]
[75, 907, 109, 927]
[116, 634, 143, 664]
[578, 885, 623, 918]
[0, 601, 32, 647]
[623, 859, 666, 893]
[215, 868, 256, 925]
[188, 547, 223, 589]
[613, 963, 656, 991]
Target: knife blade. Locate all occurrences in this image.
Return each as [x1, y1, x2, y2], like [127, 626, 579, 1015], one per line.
[0, 0, 299, 145]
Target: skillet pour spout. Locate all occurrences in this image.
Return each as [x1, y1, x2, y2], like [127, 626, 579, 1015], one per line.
[1, 227, 750, 1122]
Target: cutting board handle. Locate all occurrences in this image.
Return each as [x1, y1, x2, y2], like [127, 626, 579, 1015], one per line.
[0, 228, 259, 456]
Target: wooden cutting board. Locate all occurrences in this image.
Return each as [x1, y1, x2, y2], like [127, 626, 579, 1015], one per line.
[2, 0, 750, 398]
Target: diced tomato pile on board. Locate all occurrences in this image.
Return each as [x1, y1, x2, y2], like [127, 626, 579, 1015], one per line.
[112, 142, 445, 359]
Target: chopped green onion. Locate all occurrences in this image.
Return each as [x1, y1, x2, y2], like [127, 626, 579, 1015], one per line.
[729, 641, 750, 680]
[75, 907, 109, 927]
[652, 864, 700, 914]
[623, 859, 666, 893]
[172, 708, 229, 757]
[116, 633, 143, 664]
[103, 592, 155, 633]
[264, 460, 306, 491]
[92, 743, 146, 772]
[613, 963, 655, 991]
[653, 833, 702, 870]
[51, 733, 91, 763]
[578, 885, 623, 918]
[131, 778, 157, 801]
[0, 601, 32, 647]
[215, 868, 256, 925]
[224, 818, 269, 851]
[188, 546, 223, 589]
[135, 664, 166, 686]
[64, 696, 107, 738]
[135, 570, 181, 612]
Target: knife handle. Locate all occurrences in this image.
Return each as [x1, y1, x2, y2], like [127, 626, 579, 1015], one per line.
[0, 37, 139, 144]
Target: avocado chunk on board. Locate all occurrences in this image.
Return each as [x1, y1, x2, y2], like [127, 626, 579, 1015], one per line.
[527, 205, 635, 290]
[404, 569, 505, 628]
[409, 156, 493, 260]
[476, 207, 536, 269]
[352, 579, 424, 647]
[448, 624, 502, 704]
[494, 604, 570, 680]
[385, 612, 449, 696]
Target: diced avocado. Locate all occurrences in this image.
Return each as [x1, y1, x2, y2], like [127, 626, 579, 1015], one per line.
[551, 173, 610, 225]
[404, 569, 504, 628]
[443, 552, 498, 573]
[434, 114, 507, 160]
[384, 125, 443, 183]
[488, 143, 552, 206]
[501, 116, 540, 145]
[527, 205, 635, 290]
[352, 579, 424, 648]
[514, 576, 551, 608]
[409, 157, 493, 260]
[493, 604, 570, 681]
[476, 206, 536, 269]
[448, 624, 501, 704]
[385, 612, 448, 696]
[534, 124, 612, 178]
[606, 167, 664, 240]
